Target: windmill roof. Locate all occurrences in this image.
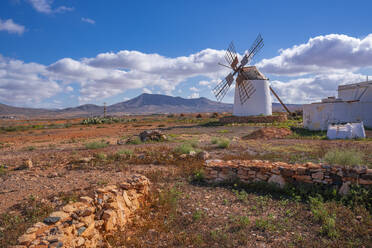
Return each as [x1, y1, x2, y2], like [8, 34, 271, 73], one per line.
[241, 66, 266, 80]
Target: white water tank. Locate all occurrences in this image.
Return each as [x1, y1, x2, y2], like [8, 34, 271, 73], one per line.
[233, 80, 272, 116]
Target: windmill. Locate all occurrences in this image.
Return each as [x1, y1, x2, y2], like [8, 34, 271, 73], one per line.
[213, 34, 291, 116]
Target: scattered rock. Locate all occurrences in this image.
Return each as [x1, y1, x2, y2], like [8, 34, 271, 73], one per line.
[268, 174, 286, 188]
[116, 139, 125, 145]
[139, 130, 167, 142]
[47, 172, 59, 178]
[79, 157, 93, 163]
[43, 216, 61, 225]
[197, 151, 210, 160]
[180, 154, 187, 159]
[339, 181, 351, 195]
[189, 150, 196, 156]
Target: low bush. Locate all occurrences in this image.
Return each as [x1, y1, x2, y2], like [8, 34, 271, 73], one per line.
[117, 149, 134, 157]
[174, 142, 200, 154]
[309, 195, 338, 239]
[85, 141, 108, 149]
[323, 148, 364, 166]
[211, 137, 230, 149]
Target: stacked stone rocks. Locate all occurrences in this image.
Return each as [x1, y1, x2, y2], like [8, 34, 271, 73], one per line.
[219, 114, 287, 124]
[204, 160, 372, 194]
[14, 175, 150, 248]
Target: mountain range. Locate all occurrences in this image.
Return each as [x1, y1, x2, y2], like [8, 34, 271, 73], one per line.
[0, 93, 302, 118]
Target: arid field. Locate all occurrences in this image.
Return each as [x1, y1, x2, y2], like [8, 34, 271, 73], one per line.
[0, 114, 371, 247]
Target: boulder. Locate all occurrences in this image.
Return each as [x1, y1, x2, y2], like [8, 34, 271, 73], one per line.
[139, 130, 167, 142]
[268, 174, 286, 188]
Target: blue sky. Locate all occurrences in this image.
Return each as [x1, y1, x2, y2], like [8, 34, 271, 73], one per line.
[1, 0, 372, 108]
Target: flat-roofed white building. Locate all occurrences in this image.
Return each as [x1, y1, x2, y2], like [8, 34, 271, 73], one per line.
[303, 80, 372, 130]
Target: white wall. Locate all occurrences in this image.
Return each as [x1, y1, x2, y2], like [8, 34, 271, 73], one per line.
[233, 80, 272, 116]
[338, 82, 372, 102]
[303, 101, 372, 130]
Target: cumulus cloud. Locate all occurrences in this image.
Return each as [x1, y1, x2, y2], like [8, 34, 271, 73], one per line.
[45, 49, 228, 103]
[1, 33, 372, 107]
[143, 88, 152, 94]
[0, 55, 61, 105]
[0, 19, 25, 34]
[81, 17, 95, 24]
[28, 0, 73, 14]
[189, 86, 199, 92]
[270, 72, 366, 104]
[257, 34, 372, 76]
[189, 93, 200, 99]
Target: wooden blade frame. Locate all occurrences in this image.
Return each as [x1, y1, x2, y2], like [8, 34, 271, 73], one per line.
[240, 34, 264, 67]
[237, 79, 256, 104]
[213, 73, 234, 101]
[225, 42, 238, 69]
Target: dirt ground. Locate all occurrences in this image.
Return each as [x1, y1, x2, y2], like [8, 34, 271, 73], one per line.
[0, 115, 371, 247]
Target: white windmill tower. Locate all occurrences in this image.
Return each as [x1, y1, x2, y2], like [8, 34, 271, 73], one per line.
[213, 34, 291, 116]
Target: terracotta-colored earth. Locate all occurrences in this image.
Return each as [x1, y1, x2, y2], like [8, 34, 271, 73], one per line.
[243, 127, 293, 139]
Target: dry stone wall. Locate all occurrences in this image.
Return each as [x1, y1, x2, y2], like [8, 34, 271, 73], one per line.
[204, 160, 372, 194]
[14, 174, 150, 248]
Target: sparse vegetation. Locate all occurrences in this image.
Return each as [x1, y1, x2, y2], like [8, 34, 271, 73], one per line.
[1, 113, 371, 247]
[323, 148, 365, 166]
[85, 140, 109, 149]
[211, 137, 230, 148]
[174, 141, 200, 154]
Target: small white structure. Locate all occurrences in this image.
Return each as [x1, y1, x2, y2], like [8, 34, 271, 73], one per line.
[327, 122, 366, 139]
[304, 80, 372, 130]
[233, 67, 272, 116]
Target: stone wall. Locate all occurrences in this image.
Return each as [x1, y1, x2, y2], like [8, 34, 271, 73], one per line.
[14, 174, 150, 248]
[204, 160, 372, 194]
[219, 114, 287, 124]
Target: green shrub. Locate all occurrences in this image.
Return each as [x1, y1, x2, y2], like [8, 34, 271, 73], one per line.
[0, 165, 7, 176]
[309, 195, 339, 239]
[26, 146, 35, 151]
[85, 141, 108, 149]
[117, 149, 133, 157]
[95, 153, 106, 160]
[323, 149, 364, 166]
[174, 141, 199, 154]
[211, 137, 230, 148]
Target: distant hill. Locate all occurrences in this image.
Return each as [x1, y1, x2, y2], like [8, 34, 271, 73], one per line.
[108, 93, 232, 114]
[0, 93, 302, 118]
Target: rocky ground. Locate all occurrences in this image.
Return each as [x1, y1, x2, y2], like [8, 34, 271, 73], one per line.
[0, 115, 371, 247]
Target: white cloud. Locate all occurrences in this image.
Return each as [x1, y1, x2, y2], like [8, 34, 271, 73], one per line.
[257, 34, 372, 76]
[189, 93, 200, 99]
[270, 72, 365, 104]
[65, 86, 74, 92]
[143, 88, 152, 94]
[1, 33, 372, 107]
[46, 48, 229, 103]
[0, 19, 25, 34]
[199, 80, 210, 86]
[81, 17, 95, 24]
[0, 55, 61, 105]
[189, 86, 199, 92]
[28, 0, 73, 14]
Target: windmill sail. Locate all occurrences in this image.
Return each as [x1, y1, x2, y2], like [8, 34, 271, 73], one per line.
[225, 41, 238, 68]
[214, 34, 264, 104]
[213, 73, 234, 101]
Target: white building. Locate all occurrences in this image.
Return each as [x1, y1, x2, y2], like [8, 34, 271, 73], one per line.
[303, 80, 372, 130]
[233, 67, 272, 116]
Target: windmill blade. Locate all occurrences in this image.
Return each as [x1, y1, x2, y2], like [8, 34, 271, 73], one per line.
[237, 80, 256, 104]
[213, 73, 234, 101]
[224, 41, 238, 69]
[240, 34, 264, 67]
